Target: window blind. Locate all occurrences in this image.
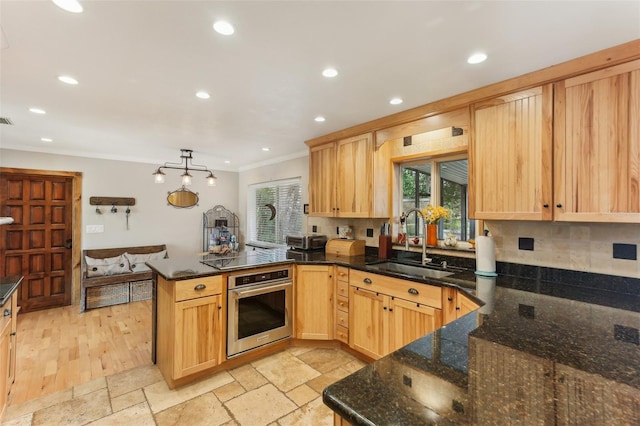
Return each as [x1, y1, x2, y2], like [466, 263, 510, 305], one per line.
[247, 177, 302, 246]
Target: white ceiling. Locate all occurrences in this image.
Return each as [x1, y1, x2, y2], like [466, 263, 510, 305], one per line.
[1, 1, 639, 172]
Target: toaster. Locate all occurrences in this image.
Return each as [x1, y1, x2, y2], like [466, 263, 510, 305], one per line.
[286, 234, 328, 250]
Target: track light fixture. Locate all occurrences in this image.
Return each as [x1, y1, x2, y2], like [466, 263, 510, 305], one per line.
[152, 149, 217, 187]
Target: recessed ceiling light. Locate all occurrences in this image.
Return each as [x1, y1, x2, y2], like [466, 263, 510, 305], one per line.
[322, 68, 338, 78]
[467, 52, 487, 64]
[314, 116, 326, 122]
[213, 21, 234, 35]
[195, 91, 210, 99]
[51, 0, 83, 13]
[58, 75, 78, 85]
[29, 107, 46, 114]
[262, 147, 270, 152]
[389, 97, 403, 105]
[224, 160, 231, 164]
[41, 137, 53, 142]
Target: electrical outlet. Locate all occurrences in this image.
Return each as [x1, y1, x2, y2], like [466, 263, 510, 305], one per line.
[366, 228, 374, 237]
[86, 224, 104, 234]
[518, 237, 534, 251]
[402, 375, 412, 387]
[312, 225, 318, 233]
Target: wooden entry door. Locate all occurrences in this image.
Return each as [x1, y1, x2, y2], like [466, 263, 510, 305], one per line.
[0, 173, 74, 312]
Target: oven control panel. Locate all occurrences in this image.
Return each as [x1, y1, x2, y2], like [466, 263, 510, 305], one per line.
[228, 267, 292, 288]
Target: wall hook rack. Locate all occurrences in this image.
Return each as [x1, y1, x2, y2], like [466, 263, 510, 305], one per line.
[90, 197, 136, 206]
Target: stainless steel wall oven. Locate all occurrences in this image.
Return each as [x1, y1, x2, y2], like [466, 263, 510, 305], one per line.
[227, 265, 293, 357]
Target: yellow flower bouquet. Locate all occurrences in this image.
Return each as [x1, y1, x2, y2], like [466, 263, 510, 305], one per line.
[421, 205, 450, 225]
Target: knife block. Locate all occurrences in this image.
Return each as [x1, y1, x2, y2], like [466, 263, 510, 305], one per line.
[378, 235, 392, 259]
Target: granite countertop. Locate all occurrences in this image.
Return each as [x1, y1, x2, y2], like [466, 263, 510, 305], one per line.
[0, 275, 23, 305]
[323, 271, 640, 425]
[146, 248, 640, 423]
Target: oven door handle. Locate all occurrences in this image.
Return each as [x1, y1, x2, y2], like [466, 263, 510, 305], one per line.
[231, 281, 291, 298]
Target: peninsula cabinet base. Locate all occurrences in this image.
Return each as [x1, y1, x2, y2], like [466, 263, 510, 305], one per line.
[162, 339, 291, 390]
[333, 413, 353, 426]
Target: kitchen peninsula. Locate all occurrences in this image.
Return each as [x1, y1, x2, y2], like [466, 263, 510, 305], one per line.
[147, 250, 640, 424]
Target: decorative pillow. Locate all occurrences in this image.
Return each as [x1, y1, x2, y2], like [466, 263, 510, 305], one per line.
[124, 250, 167, 273]
[85, 254, 131, 277]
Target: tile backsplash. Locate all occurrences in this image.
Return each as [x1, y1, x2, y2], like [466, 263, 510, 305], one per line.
[308, 217, 639, 279]
[486, 221, 640, 278]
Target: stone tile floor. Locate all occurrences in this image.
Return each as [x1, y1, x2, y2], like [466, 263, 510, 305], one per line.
[2, 346, 365, 426]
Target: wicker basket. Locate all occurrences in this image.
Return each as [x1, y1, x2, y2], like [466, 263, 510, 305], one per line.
[86, 282, 130, 309]
[130, 280, 152, 302]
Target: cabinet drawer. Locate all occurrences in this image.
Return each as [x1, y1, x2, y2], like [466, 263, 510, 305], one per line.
[336, 266, 350, 283]
[349, 269, 442, 309]
[336, 309, 349, 329]
[335, 325, 349, 344]
[336, 281, 349, 298]
[175, 276, 223, 302]
[336, 295, 349, 312]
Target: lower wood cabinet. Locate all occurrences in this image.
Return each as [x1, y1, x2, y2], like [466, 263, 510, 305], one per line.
[349, 270, 443, 359]
[0, 291, 17, 421]
[295, 265, 334, 340]
[156, 275, 224, 388]
[442, 287, 480, 325]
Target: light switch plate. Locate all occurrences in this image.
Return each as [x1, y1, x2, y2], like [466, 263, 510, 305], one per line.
[86, 225, 104, 233]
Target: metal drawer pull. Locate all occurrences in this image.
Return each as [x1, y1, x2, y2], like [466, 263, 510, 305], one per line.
[194, 284, 207, 291]
[363, 278, 372, 284]
[408, 288, 419, 295]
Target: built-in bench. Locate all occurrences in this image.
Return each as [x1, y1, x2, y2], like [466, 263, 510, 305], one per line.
[81, 244, 167, 312]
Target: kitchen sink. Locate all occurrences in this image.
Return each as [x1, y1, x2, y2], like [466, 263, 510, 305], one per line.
[366, 261, 454, 279]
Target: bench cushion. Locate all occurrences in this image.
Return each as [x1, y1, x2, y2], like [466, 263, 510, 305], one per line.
[124, 249, 167, 273]
[85, 254, 131, 277]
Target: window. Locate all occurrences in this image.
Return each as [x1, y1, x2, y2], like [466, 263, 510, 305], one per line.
[400, 157, 474, 241]
[247, 177, 302, 246]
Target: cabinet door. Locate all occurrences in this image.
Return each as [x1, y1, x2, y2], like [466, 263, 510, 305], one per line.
[554, 60, 640, 222]
[0, 316, 9, 419]
[471, 85, 553, 220]
[555, 363, 640, 425]
[295, 265, 334, 340]
[389, 298, 442, 353]
[349, 287, 387, 360]
[309, 143, 336, 216]
[173, 294, 222, 379]
[336, 133, 373, 217]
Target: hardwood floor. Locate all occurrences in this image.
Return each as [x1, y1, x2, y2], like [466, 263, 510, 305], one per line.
[9, 300, 152, 406]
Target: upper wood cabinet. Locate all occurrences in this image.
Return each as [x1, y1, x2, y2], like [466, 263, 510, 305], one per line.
[470, 85, 553, 220]
[308, 133, 386, 218]
[554, 60, 640, 223]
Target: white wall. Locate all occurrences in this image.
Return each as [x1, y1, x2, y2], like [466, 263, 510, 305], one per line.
[237, 155, 309, 242]
[0, 149, 238, 257]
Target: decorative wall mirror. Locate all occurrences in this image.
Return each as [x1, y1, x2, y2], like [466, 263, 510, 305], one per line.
[167, 187, 199, 208]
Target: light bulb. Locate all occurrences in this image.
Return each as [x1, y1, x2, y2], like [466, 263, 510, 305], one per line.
[181, 172, 192, 186]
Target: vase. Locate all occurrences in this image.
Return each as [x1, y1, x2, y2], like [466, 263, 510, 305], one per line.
[426, 224, 437, 246]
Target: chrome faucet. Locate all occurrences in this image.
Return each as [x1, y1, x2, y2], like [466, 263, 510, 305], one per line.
[404, 208, 432, 265]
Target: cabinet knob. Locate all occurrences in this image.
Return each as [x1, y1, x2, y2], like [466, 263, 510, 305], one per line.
[383, 306, 387, 310]
[456, 306, 461, 311]
[389, 308, 393, 312]
[543, 203, 549, 208]
[447, 296, 453, 301]
[363, 278, 372, 284]
[194, 284, 207, 291]
[556, 203, 563, 208]
[408, 288, 419, 295]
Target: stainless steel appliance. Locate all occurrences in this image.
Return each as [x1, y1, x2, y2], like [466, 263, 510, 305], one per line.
[227, 265, 293, 357]
[285, 234, 327, 250]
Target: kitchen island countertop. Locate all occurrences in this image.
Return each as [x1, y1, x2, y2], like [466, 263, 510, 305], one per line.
[0, 275, 23, 306]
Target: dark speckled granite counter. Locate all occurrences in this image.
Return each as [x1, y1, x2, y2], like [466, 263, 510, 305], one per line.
[0, 275, 23, 305]
[145, 247, 640, 424]
[323, 272, 640, 425]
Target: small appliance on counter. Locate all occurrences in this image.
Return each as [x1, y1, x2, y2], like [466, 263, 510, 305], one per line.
[286, 234, 328, 251]
[325, 238, 365, 257]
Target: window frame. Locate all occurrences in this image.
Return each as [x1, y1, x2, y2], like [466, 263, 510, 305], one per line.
[246, 177, 302, 248]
